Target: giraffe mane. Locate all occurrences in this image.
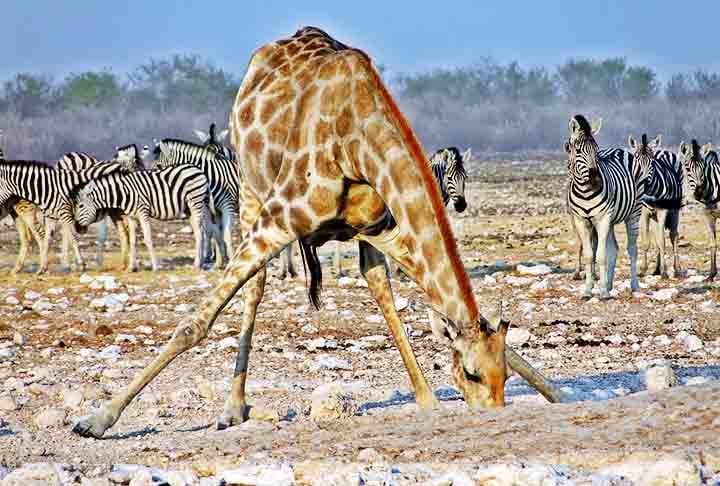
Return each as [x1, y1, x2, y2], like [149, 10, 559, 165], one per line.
[363, 61, 479, 324]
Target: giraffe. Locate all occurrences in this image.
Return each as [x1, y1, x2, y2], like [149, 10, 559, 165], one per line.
[73, 27, 562, 438]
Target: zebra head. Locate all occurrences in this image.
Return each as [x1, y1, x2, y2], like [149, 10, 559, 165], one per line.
[679, 140, 710, 201]
[74, 181, 100, 227]
[628, 133, 657, 187]
[114, 144, 144, 171]
[194, 123, 229, 146]
[152, 139, 172, 168]
[431, 147, 469, 213]
[566, 114, 602, 185]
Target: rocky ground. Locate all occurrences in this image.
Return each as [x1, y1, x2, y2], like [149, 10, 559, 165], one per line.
[1, 157, 720, 485]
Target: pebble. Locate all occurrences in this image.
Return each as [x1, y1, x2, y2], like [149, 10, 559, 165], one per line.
[357, 447, 384, 464]
[217, 337, 239, 350]
[34, 408, 67, 429]
[645, 364, 677, 392]
[220, 463, 295, 486]
[5, 295, 20, 305]
[31, 300, 54, 312]
[337, 276, 356, 287]
[310, 356, 352, 371]
[0, 394, 19, 411]
[12, 332, 26, 346]
[62, 389, 85, 409]
[649, 288, 679, 301]
[310, 382, 357, 423]
[517, 263, 552, 275]
[394, 296, 409, 311]
[683, 334, 703, 352]
[0, 347, 17, 361]
[506, 328, 531, 346]
[174, 303, 194, 313]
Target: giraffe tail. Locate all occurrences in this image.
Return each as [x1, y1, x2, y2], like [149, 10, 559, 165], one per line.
[298, 240, 323, 310]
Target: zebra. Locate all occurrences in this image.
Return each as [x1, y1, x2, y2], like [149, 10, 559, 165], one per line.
[566, 114, 650, 299]
[74, 165, 213, 271]
[194, 123, 234, 161]
[0, 159, 126, 273]
[153, 138, 236, 267]
[0, 143, 47, 273]
[629, 134, 684, 278]
[679, 139, 720, 280]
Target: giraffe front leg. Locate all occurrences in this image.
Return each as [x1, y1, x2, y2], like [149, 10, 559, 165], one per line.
[36, 218, 55, 274]
[12, 216, 31, 274]
[359, 241, 438, 410]
[217, 266, 269, 429]
[72, 211, 297, 438]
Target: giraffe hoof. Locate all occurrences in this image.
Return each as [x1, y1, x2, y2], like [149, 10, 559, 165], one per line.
[72, 415, 109, 439]
[416, 395, 441, 411]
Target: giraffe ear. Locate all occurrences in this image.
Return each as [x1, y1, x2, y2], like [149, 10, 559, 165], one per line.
[628, 135, 637, 151]
[591, 118, 602, 136]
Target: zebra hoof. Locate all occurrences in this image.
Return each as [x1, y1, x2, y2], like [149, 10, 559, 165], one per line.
[705, 274, 716, 282]
[571, 272, 582, 281]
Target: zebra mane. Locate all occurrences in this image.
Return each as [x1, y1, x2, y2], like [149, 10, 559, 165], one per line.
[161, 138, 207, 150]
[573, 114, 593, 137]
[691, 139, 702, 158]
[0, 159, 56, 169]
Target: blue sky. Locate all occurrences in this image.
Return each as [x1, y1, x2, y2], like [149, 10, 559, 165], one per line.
[4, 0, 719, 81]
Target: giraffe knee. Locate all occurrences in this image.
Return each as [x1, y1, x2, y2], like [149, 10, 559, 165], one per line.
[171, 321, 206, 348]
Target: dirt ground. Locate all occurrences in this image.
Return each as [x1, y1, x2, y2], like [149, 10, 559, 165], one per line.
[1, 157, 719, 484]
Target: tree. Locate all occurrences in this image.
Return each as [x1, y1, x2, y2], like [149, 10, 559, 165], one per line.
[2, 73, 55, 117]
[621, 66, 659, 101]
[59, 71, 124, 108]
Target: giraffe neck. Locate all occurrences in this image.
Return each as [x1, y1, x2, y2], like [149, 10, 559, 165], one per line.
[358, 63, 479, 329]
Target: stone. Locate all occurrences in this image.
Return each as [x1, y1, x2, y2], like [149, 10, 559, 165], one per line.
[12, 332, 25, 346]
[597, 456, 701, 485]
[683, 334, 703, 352]
[357, 447, 384, 464]
[136, 325, 153, 335]
[1, 463, 74, 485]
[99, 345, 122, 360]
[90, 293, 129, 312]
[506, 328, 531, 346]
[505, 275, 534, 286]
[217, 337, 239, 350]
[220, 463, 295, 486]
[0, 347, 17, 361]
[653, 335, 672, 347]
[645, 364, 677, 392]
[34, 408, 67, 428]
[474, 462, 568, 486]
[62, 389, 85, 409]
[301, 323, 318, 334]
[0, 394, 18, 411]
[337, 276, 356, 287]
[517, 263, 552, 275]
[310, 383, 357, 423]
[530, 279, 550, 291]
[650, 288, 679, 301]
[394, 296, 409, 311]
[31, 300, 54, 312]
[302, 337, 338, 351]
[5, 295, 19, 305]
[24, 290, 42, 300]
[174, 303, 194, 313]
[360, 335, 388, 350]
[310, 356, 352, 371]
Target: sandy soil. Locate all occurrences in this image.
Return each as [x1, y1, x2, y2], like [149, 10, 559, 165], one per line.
[1, 157, 719, 483]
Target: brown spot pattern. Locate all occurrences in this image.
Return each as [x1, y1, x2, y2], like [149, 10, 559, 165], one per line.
[309, 186, 336, 217]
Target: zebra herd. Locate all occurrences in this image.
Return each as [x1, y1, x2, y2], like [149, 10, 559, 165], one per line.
[0, 125, 471, 279]
[566, 113, 720, 299]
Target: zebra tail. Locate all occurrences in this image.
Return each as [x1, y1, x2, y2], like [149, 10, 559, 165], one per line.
[298, 240, 323, 310]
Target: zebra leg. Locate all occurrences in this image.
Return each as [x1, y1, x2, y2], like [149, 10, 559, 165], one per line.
[569, 215, 583, 280]
[334, 241, 345, 277]
[625, 214, 641, 293]
[703, 210, 717, 281]
[62, 220, 85, 272]
[190, 210, 206, 270]
[73, 209, 297, 439]
[127, 217, 139, 272]
[95, 217, 109, 269]
[60, 224, 72, 272]
[574, 216, 596, 299]
[286, 243, 297, 278]
[668, 210, 682, 277]
[639, 207, 651, 277]
[137, 213, 158, 271]
[590, 226, 599, 280]
[605, 227, 619, 294]
[653, 209, 669, 278]
[594, 216, 612, 300]
[360, 240, 438, 409]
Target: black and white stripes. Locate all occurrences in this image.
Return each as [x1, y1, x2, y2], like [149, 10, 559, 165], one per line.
[75, 165, 212, 271]
[566, 114, 649, 299]
[429, 146, 469, 213]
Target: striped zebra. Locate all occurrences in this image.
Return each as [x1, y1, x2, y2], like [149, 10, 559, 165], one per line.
[74, 165, 213, 271]
[566, 114, 649, 299]
[0, 144, 47, 273]
[153, 138, 237, 267]
[679, 139, 720, 280]
[630, 134, 683, 278]
[194, 123, 234, 160]
[0, 159, 126, 273]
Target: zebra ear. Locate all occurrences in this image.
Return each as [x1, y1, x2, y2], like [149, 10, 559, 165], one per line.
[194, 130, 208, 143]
[462, 147, 472, 162]
[569, 117, 581, 135]
[628, 135, 637, 151]
[653, 134, 662, 150]
[679, 141, 689, 157]
[702, 143, 714, 156]
[217, 129, 229, 143]
[563, 141, 571, 154]
[591, 118, 602, 136]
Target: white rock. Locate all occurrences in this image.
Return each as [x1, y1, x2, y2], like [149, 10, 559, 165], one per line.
[366, 314, 383, 324]
[516, 263, 552, 276]
[99, 345, 122, 360]
[482, 275, 497, 285]
[24, 290, 42, 300]
[394, 296, 409, 311]
[686, 275, 707, 283]
[47, 287, 65, 295]
[136, 325, 153, 335]
[31, 300, 54, 312]
[217, 337, 239, 350]
[360, 335, 388, 349]
[337, 276, 356, 287]
[645, 365, 677, 392]
[34, 408, 67, 428]
[530, 279, 550, 291]
[685, 376, 710, 386]
[597, 456, 701, 485]
[179, 225, 193, 234]
[474, 462, 567, 486]
[649, 288, 679, 301]
[12, 333, 25, 346]
[4, 295, 19, 305]
[129, 468, 154, 486]
[174, 303, 194, 313]
[700, 300, 717, 313]
[79, 273, 95, 284]
[90, 293, 129, 312]
[0, 394, 18, 411]
[301, 323, 318, 334]
[115, 334, 137, 344]
[62, 389, 84, 409]
[1, 463, 74, 485]
[310, 383, 357, 423]
[357, 447, 384, 464]
[653, 334, 672, 346]
[606, 334, 624, 345]
[0, 347, 17, 361]
[506, 328, 532, 346]
[220, 463, 295, 486]
[683, 334, 703, 352]
[302, 337, 337, 351]
[505, 275, 534, 286]
[310, 356, 352, 371]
